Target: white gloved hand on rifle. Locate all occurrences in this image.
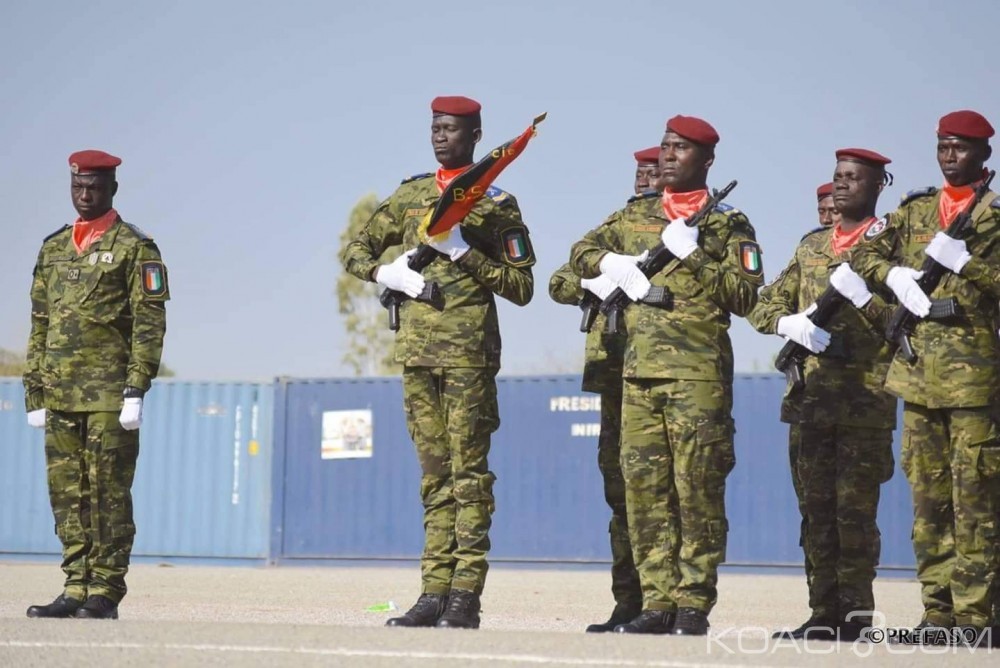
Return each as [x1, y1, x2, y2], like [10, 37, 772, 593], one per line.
[925, 232, 971, 275]
[580, 274, 617, 300]
[776, 304, 831, 354]
[829, 264, 872, 309]
[427, 227, 471, 262]
[375, 249, 425, 298]
[660, 218, 699, 260]
[886, 266, 930, 317]
[598, 250, 651, 301]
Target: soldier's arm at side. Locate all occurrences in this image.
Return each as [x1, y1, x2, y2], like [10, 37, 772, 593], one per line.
[956, 208, 1000, 299]
[548, 261, 583, 305]
[682, 215, 763, 317]
[22, 250, 49, 411]
[126, 241, 169, 392]
[454, 201, 534, 306]
[746, 254, 799, 334]
[569, 212, 624, 279]
[341, 196, 406, 283]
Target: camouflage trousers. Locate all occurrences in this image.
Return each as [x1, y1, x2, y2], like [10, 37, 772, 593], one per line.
[795, 423, 894, 622]
[787, 423, 813, 589]
[902, 403, 1000, 628]
[596, 382, 641, 612]
[620, 378, 734, 613]
[403, 366, 500, 596]
[44, 410, 139, 604]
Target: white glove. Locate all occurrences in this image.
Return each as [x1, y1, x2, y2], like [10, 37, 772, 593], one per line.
[119, 397, 143, 431]
[829, 264, 872, 309]
[925, 232, 971, 274]
[886, 266, 930, 317]
[427, 227, 471, 262]
[580, 274, 617, 300]
[375, 249, 426, 298]
[660, 218, 699, 260]
[27, 409, 46, 429]
[777, 304, 831, 353]
[599, 252, 651, 301]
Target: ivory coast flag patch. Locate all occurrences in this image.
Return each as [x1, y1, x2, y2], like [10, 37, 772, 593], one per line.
[739, 241, 763, 277]
[501, 226, 534, 266]
[140, 261, 168, 297]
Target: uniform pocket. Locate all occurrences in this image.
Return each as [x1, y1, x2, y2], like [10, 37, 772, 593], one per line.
[977, 445, 1000, 479]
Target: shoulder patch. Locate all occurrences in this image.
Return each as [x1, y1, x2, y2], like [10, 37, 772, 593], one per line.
[139, 261, 168, 298]
[627, 190, 659, 203]
[864, 216, 889, 240]
[400, 172, 433, 185]
[900, 186, 937, 206]
[499, 225, 534, 267]
[799, 225, 827, 242]
[121, 222, 152, 241]
[484, 185, 512, 205]
[42, 224, 71, 243]
[738, 240, 763, 277]
[714, 202, 735, 213]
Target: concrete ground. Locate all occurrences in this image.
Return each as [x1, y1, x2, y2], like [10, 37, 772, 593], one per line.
[0, 561, 994, 666]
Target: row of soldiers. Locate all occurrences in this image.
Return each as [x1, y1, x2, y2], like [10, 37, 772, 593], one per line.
[343, 97, 1000, 643]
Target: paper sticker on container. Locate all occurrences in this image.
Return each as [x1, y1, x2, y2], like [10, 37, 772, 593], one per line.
[321, 409, 373, 459]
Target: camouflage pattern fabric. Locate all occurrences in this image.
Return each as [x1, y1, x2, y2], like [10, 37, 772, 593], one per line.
[403, 366, 499, 595]
[23, 218, 169, 412]
[748, 224, 897, 623]
[620, 378, 734, 612]
[569, 194, 761, 614]
[901, 403, 999, 628]
[45, 409, 139, 605]
[852, 189, 1000, 628]
[341, 175, 535, 368]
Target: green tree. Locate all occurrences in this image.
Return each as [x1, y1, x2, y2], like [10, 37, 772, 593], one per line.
[336, 193, 402, 376]
[0, 348, 25, 377]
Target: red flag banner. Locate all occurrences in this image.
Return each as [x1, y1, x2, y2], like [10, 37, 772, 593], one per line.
[421, 113, 547, 239]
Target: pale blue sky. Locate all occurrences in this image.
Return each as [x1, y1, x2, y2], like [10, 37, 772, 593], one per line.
[2, 0, 999, 380]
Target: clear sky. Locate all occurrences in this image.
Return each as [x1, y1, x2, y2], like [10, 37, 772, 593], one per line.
[3, 0, 999, 380]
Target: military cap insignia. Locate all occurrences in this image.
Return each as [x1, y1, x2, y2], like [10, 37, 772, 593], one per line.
[70, 162, 80, 174]
[140, 261, 168, 297]
[864, 216, 888, 240]
[500, 226, 534, 266]
[738, 241, 763, 277]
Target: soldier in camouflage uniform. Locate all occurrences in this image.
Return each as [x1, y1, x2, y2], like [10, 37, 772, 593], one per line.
[23, 150, 169, 620]
[548, 146, 660, 632]
[817, 182, 841, 229]
[570, 116, 763, 636]
[341, 96, 535, 630]
[853, 110, 1000, 640]
[749, 149, 897, 640]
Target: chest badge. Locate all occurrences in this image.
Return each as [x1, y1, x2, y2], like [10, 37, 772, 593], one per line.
[88, 252, 99, 266]
[101, 252, 114, 264]
[67, 268, 80, 281]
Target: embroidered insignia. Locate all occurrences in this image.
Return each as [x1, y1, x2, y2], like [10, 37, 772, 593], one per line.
[500, 227, 533, 266]
[140, 261, 168, 297]
[739, 241, 763, 277]
[67, 268, 80, 281]
[88, 252, 99, 266]
[404, 208, 429, 219]
[864, 217, 888, 239]
[101, 252, 114, 264]
[70, 163, 79, 174]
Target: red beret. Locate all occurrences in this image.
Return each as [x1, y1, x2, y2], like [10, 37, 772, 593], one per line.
[665, 115, 719, 146]
[937, 110, 994, 140]
[68, 150, 121, 173]
[634, 146, 660, 164]
[835, 147, 892, 167]
[816, 182, 834, 200]
[431, 96, 482, 117]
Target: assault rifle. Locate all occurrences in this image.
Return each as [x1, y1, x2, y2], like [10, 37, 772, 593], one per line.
[773, 282, 847, 391]
[885, 170, 995, 363]
[596, 180, 737, 335]
[378, 246, 445, 331]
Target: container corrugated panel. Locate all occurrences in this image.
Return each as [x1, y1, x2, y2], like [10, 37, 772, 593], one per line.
[0, 379, 273, 560]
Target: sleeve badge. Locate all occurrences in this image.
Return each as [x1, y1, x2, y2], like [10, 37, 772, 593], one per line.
[500, 226, 534, 266]
[864, 217, 888, 240]
[738, 241, 763, 277]
[140, 261, 168, 297]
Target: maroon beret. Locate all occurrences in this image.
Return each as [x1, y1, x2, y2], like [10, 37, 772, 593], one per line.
[68, 150, 121, 173]
[665, 115, 719, 146]
[937, 110, 995, 139]
[835, 147, 892, 167]
[634, 146, 660, 164]
[816, 182, 834, 200]
[431, 96, 482, 117]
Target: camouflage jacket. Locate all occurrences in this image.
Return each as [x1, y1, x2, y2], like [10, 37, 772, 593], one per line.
[569, 193, 763, 382]
[341, 173, 535, 368]
[23, 217, 169, 412]
[547, 194, 660, 393]
[851, 187, 1000, 408]
[748, 224, 897, 428]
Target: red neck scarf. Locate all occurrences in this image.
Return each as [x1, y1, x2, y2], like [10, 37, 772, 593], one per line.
[72, 208, 118, 255]
[661, 188, 709, 221]
[937, 170, 988, 229]
[831, 217, 875, 256]
[435, 166, 469, 194]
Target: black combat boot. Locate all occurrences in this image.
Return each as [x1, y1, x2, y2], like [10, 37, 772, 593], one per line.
[671, 607, 710, 636]
[386, 593, 448, 627]
[26, 594, 83, 619]
[771, 617, 838, 641]
[586, 603, 643, 633]
[74, 595, 119, 620]
[435, 590, 481, 629]
[613, 610, 675, 634]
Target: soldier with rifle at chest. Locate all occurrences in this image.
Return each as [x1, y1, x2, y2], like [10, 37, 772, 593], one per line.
[748, 148, 898, 641]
